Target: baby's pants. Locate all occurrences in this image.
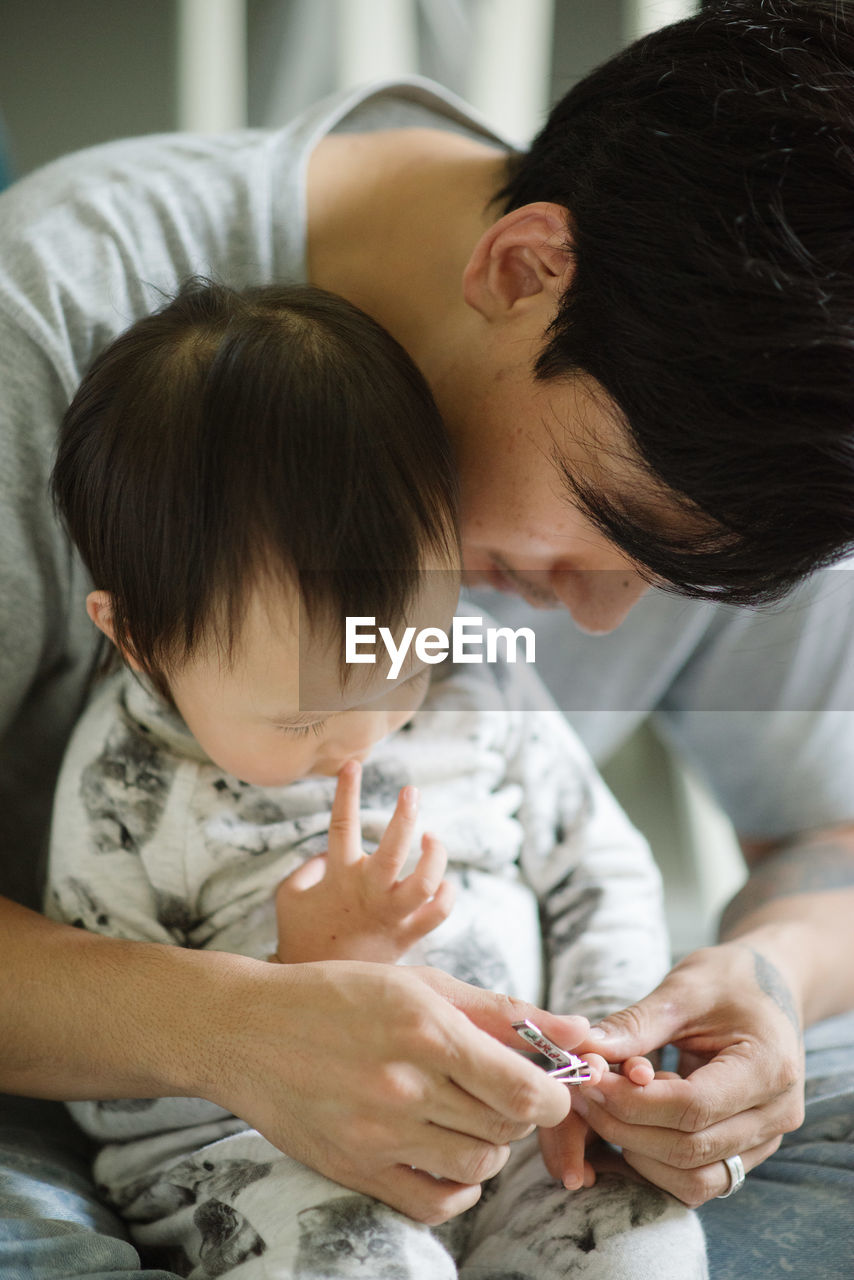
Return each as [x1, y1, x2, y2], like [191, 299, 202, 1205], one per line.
[98, 1121, 706, 1279]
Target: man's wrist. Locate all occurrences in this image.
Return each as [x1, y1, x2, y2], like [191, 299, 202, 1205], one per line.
[83, 937, 264, 1104]
[170, 945, 284, 1108]
[0, 907, 250, 1102]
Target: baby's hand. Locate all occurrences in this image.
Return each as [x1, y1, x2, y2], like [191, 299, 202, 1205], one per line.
[538, 1052, 654, 1189]
[537, 1051, 608, 1190]
[274, 760, 454, 964]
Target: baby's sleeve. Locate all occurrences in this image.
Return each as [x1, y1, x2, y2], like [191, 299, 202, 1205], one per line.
[511, 705, 670, 1025]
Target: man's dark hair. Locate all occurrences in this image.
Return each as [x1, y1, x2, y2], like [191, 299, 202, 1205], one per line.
[51, 280, 458, 694]
[497, 0, 854, 604]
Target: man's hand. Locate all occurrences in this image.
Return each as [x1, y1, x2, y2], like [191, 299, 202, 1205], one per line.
[1, 897, 587, 1227]
[275, 760, 454, 963]
[571, 939, 804, 1206]
[210, 958, 589, 1224]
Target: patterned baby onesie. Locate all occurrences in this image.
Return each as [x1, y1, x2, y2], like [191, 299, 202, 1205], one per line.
[46, 657, 707, 1279]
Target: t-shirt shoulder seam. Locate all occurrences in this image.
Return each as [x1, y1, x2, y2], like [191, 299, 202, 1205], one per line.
[324, 75, 511, 145]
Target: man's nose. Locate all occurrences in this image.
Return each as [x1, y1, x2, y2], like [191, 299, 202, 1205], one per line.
[550, 568, 649, 634]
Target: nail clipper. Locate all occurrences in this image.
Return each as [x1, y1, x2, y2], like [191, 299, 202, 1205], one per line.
[512, 1018, 593, 1084]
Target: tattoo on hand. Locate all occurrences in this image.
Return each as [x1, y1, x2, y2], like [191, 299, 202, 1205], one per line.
[749, 947, 802, 1043]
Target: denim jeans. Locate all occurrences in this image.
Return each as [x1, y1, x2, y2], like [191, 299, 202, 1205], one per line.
[1, 1011, 852, 1279]
[0, 1096, 178, 1279]
[698, 1009, 854, 1279]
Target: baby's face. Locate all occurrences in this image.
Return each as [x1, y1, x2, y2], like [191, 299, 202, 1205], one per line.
[166, 571, 459, 788]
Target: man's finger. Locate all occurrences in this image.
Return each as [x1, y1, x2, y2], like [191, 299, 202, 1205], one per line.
[403, 1125, 511, 1187]
[428, 1078, 537, 1147]
[572, 1085, 793, 1168]
[403, 995, 570, 1129]
[327, 760, 363, 866]
[581, 1047, 792, 1131]
[445, 1031, 572, 1131]
[409, 985, 592, 1131]
[365, 1166, 482, 1226]
[414, 966, 590, 1056]
[620, 1135, 783, 1209]
[578, 980, 685, 1061]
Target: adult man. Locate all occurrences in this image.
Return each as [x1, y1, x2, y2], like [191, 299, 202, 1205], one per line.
[1, 1, 852, 1276]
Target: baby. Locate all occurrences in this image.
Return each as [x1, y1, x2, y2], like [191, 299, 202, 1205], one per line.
[46, 280, 706, 1279]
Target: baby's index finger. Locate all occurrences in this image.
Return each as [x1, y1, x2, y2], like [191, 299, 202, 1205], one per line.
[327, 760, 363, 866]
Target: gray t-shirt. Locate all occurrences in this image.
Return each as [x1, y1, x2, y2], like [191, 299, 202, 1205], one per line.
[470, 574, 854, 840]
[0, 78, 505, 909]
[2, 77, 853, 909]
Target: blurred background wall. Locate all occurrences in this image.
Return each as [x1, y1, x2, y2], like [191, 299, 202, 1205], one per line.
[0, 0, 744, 950]
[0, 1, 702, 178]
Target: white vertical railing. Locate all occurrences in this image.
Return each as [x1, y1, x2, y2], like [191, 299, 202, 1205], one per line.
[177, 0, 248, 131]
[336, 0, 419, 87]
[623, 0, 697, 43]
[332, 0, 555, 147]
[467, 0, 556, 145]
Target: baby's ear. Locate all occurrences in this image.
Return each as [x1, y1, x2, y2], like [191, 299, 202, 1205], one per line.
[85, 591, 142, 671]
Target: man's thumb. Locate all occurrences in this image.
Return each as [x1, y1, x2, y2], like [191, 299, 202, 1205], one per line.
[579, 985, 681, 1059]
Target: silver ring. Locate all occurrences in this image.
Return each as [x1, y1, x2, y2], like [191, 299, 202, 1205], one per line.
[717, 1154, 746, 1198]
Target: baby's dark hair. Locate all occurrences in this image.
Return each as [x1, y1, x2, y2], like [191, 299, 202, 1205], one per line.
[51, 279, 459, 695]
[497, 0, 854, 604]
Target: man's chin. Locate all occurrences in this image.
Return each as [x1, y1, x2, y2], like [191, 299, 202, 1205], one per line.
[569, 618, 622, 636]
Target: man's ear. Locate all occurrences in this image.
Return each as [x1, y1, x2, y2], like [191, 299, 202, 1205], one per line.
[462, 202, 574, 321]
[85, 591, 142, 671]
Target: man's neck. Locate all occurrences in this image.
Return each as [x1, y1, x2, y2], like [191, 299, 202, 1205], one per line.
[306, 127, 508, 375]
